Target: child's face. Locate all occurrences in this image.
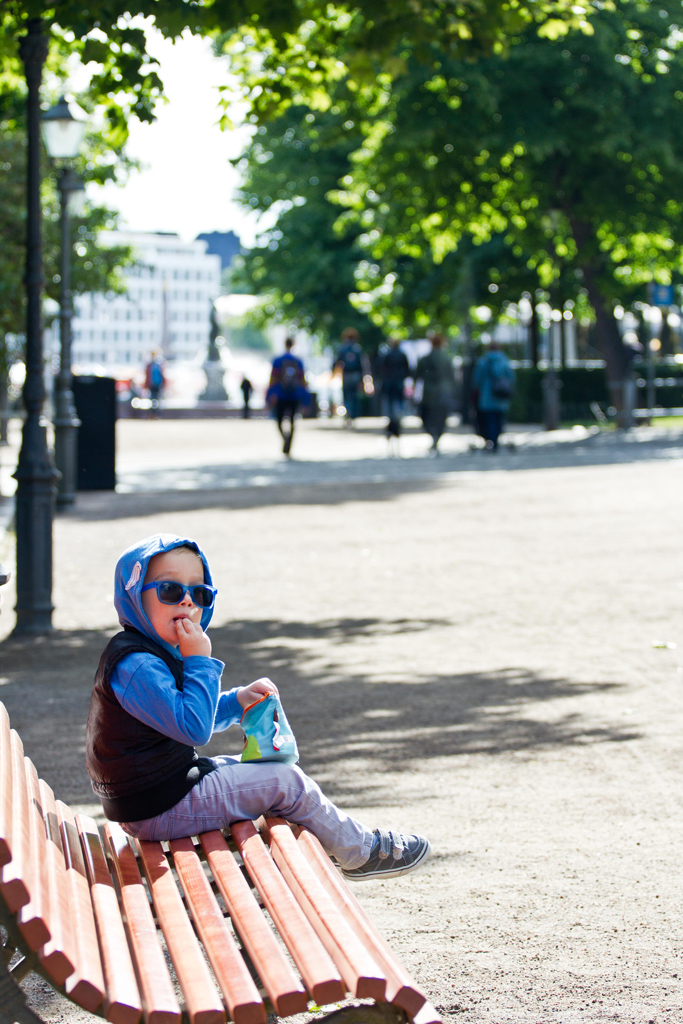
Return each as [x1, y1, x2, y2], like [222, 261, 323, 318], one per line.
[141, 548, 205, 646]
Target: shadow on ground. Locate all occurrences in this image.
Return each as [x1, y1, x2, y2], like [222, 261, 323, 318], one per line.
[0, 615, 639, 809]
[27, 426, 683, 525]
[57, 478, 446, 521]
[2, 429, 682, 525]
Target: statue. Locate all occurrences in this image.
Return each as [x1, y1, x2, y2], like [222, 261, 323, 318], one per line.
[200, 302, 228, 402]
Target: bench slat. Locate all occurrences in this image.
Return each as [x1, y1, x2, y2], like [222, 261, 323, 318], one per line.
[231, 820, 345, 1007]
[17, 753, 52, 951]
[169, 836, 266, 1024]
[76, 813, 143, 1024]
[136, 839, 225, 1024]
[411, 1001, 443, 1024]
[262, 818, 386, 1002]
[104, 823, 181, 1024]
[2, 731, 51, 952]
[14, 750, 51, 954]
[54, 799, 105, 1012]
[0, 729, 33, 913]
[24, 769, 73, 984]
[294, 826, 428, 1017]
[0, 703, 13, 867]
[198, 829, 308, 1018]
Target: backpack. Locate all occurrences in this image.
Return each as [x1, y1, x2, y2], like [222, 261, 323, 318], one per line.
[279, 354, 300, 395]
[491, 364, 513, 400]
[341, 345, 363, 375]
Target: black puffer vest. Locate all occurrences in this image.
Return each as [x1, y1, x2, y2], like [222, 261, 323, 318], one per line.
[86, 626, 217, 822]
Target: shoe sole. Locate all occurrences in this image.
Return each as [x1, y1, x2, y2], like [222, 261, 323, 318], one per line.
[342, 839, 431, 881]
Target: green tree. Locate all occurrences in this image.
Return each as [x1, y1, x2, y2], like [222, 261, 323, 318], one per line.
[230, 80, 579, 346]
[0, 0, 596, 368]
[232, 104, 384, 348]
[332, 0, 683, 410]
[215, 0, 592, 126]
[231, 97, 565, 349]
[1, 0, 591, 128]
[0, 0, 595, 327]
[0, 90, 132, 378]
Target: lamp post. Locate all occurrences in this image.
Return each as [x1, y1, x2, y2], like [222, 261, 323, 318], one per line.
[13, 19, 58, 635]
[42, 97, 86, 507]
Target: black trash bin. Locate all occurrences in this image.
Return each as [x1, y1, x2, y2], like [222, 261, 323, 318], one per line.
[72, 375, 116, 490]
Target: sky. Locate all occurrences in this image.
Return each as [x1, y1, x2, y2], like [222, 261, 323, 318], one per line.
[87, 29, 260, 245]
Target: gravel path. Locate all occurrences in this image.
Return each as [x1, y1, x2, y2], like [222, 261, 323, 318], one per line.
[1, 417, 682, 1023]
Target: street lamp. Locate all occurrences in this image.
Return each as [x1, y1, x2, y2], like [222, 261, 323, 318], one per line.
[42, 96, 86, 507]
[13, 19, 58, 635]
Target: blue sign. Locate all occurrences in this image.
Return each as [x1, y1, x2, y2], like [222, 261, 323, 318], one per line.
[649, 283, 675, 307]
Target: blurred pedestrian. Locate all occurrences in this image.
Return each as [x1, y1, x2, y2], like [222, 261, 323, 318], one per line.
[415, 333, 457, 455]
[471, 341, 515, 452]
[144, 351, 166, 418]
[377, 337, 411, 452]
[240, 376, 253, 419]
[267, 338, 307, 457]
[333, 328, 372, 427]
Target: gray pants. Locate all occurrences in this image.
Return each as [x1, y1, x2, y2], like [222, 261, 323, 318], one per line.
[120, 755, 374, 870]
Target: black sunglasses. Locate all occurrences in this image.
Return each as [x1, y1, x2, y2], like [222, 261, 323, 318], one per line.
[141, 581, 217, 608]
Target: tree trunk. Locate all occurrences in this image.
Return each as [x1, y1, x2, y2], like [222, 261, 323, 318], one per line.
[569, 217, 631, 426]
[529, 296, 539, 367]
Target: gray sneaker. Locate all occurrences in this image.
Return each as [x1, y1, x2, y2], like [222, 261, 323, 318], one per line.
[342, 828, 431, 881]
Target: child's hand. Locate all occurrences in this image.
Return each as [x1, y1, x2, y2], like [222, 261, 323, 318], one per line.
[237, 677, 279, 709]
[175, 618, 212, 658]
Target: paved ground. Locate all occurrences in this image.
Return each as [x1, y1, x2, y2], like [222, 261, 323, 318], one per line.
[1, 414, 683, 1023]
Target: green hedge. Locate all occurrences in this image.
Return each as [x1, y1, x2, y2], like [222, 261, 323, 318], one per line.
[633, 369, 683, 411]
[507, 366, 610, 423]
[357, 364, 683, 423]
[508, 365, 683, 423]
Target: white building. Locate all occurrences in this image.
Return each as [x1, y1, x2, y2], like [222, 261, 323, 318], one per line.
[71, 231, 222, 371]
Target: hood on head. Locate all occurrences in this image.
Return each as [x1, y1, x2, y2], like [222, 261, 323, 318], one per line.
[113, 533, 215, 657]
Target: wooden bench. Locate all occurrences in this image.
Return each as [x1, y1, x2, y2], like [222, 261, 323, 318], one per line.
[0, 700, 441, 1024]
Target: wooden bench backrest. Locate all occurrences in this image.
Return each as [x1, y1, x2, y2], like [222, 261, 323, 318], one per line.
[0, 710, 107, 1015]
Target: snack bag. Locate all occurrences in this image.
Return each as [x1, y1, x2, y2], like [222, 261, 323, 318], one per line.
[240, 693, 299, 764]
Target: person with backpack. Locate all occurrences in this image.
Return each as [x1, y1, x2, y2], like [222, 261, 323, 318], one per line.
[144, 352, 166, 418]
[471, 341, 515, 451]
[267, 338, 307, 456]
[333, 327, 372, 427]
[377, 337, 411, 450]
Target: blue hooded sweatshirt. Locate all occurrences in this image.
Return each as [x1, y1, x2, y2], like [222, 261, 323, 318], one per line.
[472, 349, 515, 413]
[86, 533, 241, 822]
